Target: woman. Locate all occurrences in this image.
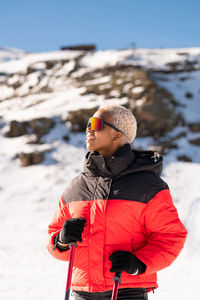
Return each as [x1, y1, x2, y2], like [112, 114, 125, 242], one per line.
[47, 104, 187, 300]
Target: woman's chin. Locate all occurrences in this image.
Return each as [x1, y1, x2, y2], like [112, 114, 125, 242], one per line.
[86, 142, 96, 151]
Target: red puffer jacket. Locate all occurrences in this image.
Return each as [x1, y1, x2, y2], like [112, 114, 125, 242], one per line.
[47, 145, 187, 293]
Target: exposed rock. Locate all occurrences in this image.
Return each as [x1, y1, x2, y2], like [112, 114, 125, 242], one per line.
[29, 117, 55, 135]
[2, 49, 199, 164]
[177, 52, 189, 56]
[188, 122, 200, 132]
[127, 82, 180, 138]
[166, 62, 183, 72]
[5, 120, 29, 137]
[27, 66, 37, 75]
[165, 60, 200, 73]
[171, 132, 187, 140]
[5, 118, 55, 139]
[62, 135, 70, 142]
[185, 92, 193, 98]
[154, 141, 178, 155]
[45, 60, 58, 70]
[66, 107, 98, 132]
[179, 76, 189, 81]
[189, 137, 200, 146]
[19, 151, 44, 167]
[177, 155, 192, 162]
[80, 65, 147, 99]
[78, 66, 180, 139]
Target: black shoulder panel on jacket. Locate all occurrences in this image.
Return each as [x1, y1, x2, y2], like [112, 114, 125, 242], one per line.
[109, 171, 169, 203]
[62, 171, 168, 205]
[62, 175, 97, 204]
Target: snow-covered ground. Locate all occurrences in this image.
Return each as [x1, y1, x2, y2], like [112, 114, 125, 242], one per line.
[0, 46, 26, 63]
[0, 47, 200, 299]
[1, 133, 199, 300]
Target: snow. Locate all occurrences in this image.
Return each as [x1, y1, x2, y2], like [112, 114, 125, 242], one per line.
[80, 49, 132, 69]
[0, 46, 26, 63]
[83, 75, 111, 86]
[154, 71, 200, 123]
[0, 46, 200, 299]
[124, 48, 200, 71]
[148, 162, 200, 300]
[1, 129, 198, 300]
[79, 47, 200, 72]
[132, 86, 145, 94]
[0, 50, 83, 74]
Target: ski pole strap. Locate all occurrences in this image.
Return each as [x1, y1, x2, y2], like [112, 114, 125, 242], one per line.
[112, 271, 122, 285]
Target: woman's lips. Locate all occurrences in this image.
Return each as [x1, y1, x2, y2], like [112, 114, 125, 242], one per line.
[86, 135, 95, 142]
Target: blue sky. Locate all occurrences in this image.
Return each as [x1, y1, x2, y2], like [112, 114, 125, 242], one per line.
[0, 0, 200, 53]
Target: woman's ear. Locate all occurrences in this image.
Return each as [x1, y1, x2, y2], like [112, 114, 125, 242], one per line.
[112, 132, 122, 142]
[113, 135, 119, 141]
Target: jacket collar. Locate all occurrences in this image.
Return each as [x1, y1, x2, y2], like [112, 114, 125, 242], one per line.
[83, 144, 135, 178]
[83, 143, 163, 179]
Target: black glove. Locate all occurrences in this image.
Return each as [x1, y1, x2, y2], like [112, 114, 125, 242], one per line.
[59, 217, 86, 244]
[109, 251, 146, 274]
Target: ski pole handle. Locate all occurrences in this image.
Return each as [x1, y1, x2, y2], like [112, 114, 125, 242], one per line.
[64, 242, 77, 300]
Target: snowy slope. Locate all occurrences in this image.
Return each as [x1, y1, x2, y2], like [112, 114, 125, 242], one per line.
[0, 46, 26, 63]
[0, 47, 200, 300]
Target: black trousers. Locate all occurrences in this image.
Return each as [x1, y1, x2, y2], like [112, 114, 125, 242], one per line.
[73, 288, 148, 300]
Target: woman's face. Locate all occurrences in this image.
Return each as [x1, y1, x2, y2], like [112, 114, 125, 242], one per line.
[86, 109, 121, 157]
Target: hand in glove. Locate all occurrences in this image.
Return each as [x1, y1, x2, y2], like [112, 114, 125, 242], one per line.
[59, 217, 86, 244]
[109, 251, 146, 275]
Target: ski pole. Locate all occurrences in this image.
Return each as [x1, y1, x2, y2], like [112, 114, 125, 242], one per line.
[64, 242, 77, 300]
[111, 271, 122, 300]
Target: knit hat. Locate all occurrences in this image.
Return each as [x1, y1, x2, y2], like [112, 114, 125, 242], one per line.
[99, 104, 137, 144]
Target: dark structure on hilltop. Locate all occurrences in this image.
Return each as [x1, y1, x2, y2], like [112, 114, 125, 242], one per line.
[60, 44, 96, 51]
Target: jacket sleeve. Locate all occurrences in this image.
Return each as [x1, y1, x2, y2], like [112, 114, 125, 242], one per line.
[46, 196, 71, 261]
[133, 189, 187, 275]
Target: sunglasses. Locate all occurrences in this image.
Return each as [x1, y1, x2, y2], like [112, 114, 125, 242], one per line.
[87, 117, 124, 135]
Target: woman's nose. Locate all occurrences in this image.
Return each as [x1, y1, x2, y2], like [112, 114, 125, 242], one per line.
[86, 127, 92, 133]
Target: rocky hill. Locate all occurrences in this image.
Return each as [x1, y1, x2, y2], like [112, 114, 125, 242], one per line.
[0, 47, 200, 300]
[0, 47, 200, 166]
